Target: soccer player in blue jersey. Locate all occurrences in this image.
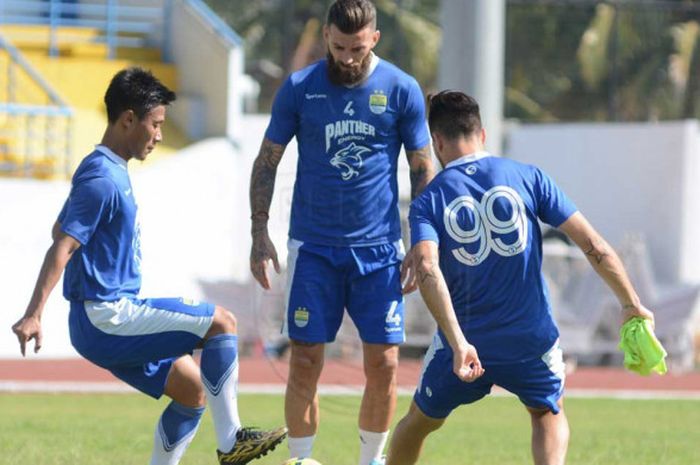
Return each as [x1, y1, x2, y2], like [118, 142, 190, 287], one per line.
[248, 1, 434, 463]
[11, 68, 286, 465]
[385, 91, 656, 465]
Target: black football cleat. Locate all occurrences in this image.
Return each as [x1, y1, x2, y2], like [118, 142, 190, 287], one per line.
[217, 426, 287, 465]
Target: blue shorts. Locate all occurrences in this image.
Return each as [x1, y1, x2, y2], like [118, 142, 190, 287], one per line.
[284, 239, 405, 344]
[414, 335, 566, 418]
[69, 297, 215, 398]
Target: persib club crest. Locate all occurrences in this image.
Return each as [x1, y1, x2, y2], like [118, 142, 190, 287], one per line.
[294, 307, 310, 328]
[369, 90, 387, 114]
[330, 142, 370, 181]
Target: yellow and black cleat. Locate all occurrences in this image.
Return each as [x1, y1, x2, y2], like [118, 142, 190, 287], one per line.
[217, 426, 288, 465]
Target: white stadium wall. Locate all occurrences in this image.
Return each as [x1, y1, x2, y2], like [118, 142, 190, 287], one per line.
[1, 180, 75, 358]
[168, 0, 244, 141]
[508, 120, 700, 285]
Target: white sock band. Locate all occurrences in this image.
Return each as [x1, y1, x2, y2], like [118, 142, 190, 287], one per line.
[288, 434, 316, 459]
[358, 429, 389, 465]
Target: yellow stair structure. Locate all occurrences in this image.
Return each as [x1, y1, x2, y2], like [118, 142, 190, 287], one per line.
[0, 24, 188, 179]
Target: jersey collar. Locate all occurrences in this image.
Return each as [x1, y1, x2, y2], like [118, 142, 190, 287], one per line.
[95, 145, 128, 169]
[444, 151, 491, 169]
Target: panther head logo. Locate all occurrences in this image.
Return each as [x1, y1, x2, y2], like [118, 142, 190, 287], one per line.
[330, 142, 370, 181]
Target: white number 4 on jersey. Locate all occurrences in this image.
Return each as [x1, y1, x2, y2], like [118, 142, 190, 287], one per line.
[344, 101, 355, 116]
[385, 301, 401, 326]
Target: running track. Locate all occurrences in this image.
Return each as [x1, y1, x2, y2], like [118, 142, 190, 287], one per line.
[1, 358, 699, 398]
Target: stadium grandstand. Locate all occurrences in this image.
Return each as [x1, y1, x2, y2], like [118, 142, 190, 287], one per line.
[0, 0, 246, 179]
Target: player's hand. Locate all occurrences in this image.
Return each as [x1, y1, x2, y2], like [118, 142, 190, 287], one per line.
[453, 342, 484, 383]
[622, 303, 655, 329]
[12, 315, 43, 357]
[250, 230, 280, 290]
[400, 248, 418, 294]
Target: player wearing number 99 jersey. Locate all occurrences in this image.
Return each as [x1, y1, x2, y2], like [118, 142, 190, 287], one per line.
[387, 91, 656, 465]
[408, 152, 576, 363]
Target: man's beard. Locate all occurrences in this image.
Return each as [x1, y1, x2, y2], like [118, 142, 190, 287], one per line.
[326, 50, 373, 86]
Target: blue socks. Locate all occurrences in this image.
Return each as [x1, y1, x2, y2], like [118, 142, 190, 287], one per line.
[201, 334, 241, 452]
[150, 401, 204, 465]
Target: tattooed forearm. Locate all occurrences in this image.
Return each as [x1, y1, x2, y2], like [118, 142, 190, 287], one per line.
[406, 145, 435, 199]
[250, 138, 285, 233]
[583, 238, 609, 265]
[410, 165, 429, 199]
[416, 250, 458, 336]
[416, 256, 438, 284]
[417, 266, 438, 284]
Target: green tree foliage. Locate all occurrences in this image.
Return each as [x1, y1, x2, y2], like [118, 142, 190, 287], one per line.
[205, 0, 698, 121]
[507, 1, 699, 122]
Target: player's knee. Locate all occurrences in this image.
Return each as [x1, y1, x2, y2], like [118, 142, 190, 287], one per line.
[212, 306, 237, 335]
[364, 350, 399, 380]
[289, 342, 324, 377]
[288, 353, 323, 398]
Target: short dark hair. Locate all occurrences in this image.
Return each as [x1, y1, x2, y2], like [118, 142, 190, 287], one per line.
[104, 67, 176, 123]
[427, 90, 482, 140]
[326, 0, 376, 34]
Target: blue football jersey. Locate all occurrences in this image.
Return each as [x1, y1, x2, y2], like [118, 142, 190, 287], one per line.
[409, 152, 577, 363]
[59, 146, 141, 301]
[265, 55, 430, 246]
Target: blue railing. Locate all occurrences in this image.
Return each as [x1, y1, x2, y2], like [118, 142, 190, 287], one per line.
[183, 0, 242, 47]
[0, 33, 73, 178]
[0, 0, 165, 59]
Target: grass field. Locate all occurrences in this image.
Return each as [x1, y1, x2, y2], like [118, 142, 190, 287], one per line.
[1, 393, 698, 465]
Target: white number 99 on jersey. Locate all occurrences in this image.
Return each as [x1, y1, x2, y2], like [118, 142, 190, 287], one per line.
[443, 185, 528, 266]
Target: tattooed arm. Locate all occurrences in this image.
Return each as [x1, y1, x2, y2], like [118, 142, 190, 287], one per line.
[405, 144, 435, 199]
[413, 240, 484, 382]
[558, 212, 655, 323]
[400, 145, 436, 293]
[249, 137, 286, 290]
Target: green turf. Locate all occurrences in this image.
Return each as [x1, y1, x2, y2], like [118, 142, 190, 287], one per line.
[0, 393, 698, 464]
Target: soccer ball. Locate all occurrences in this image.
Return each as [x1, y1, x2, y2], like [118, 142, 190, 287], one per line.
[281, 458, 322, 465]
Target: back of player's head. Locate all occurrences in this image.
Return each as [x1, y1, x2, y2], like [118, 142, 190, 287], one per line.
[104, 67, 176, 123]
[427, 90, 482, 140]
[326, 0, 377, 33]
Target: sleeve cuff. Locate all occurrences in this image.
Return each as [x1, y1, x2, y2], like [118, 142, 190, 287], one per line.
[60, 225, 88, 245]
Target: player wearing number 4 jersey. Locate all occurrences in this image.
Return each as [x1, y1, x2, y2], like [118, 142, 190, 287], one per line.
[386, 91, 656, 465]
[249, 2, 434, 464]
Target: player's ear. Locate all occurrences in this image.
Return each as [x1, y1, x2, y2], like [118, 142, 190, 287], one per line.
[372, 29, 381, 47]
[479, 127, 486, 145]
[118, 109, 135, 130]
[432, 132, 444, 153]
[323, 24, 330, 44]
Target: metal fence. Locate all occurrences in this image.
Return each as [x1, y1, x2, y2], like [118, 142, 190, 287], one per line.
[0, 33, 73, 179]
[0, 0, 167, 59]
